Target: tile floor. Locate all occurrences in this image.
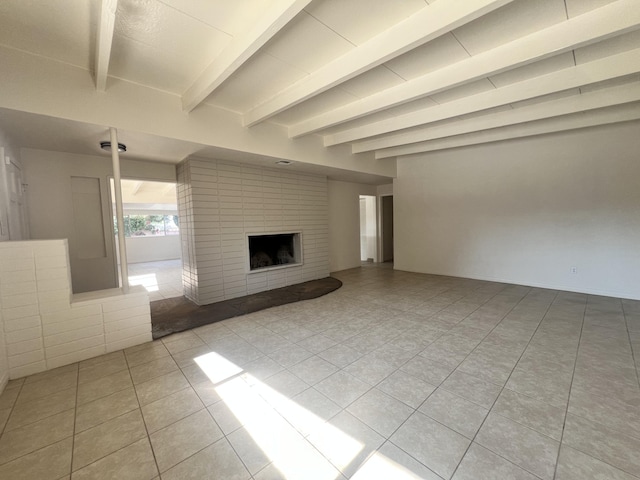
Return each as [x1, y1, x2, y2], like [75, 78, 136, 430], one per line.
[1, 265, 639, 479]
[127, 260, 183, 301]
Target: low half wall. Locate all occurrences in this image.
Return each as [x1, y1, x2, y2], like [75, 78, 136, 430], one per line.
[0, 239, 151, 379]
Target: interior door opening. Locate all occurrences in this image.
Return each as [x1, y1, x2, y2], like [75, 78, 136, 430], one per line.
[359, 195, 377, 263]
[111, 178, 183, 301]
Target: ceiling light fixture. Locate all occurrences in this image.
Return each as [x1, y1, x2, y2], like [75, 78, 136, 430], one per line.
[275, 160, 293, 165]
[100, 141, 127, 153]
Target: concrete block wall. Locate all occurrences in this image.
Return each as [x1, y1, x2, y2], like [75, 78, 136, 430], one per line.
[177, 158, 329, 305]
[0, 239, 151, 379]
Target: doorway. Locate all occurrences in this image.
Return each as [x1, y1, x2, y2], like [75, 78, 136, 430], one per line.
[359, 195, 377, 262]
[381, 195, 394, 262]
[111, 178, 183, 300]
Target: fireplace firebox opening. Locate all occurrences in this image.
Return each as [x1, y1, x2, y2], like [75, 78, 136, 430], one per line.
[247, 232, 302, 272]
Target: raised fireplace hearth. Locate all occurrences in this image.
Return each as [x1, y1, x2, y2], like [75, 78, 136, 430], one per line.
[247, 232, 302, 272]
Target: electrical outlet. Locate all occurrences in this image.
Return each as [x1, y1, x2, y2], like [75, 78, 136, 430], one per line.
[570, 266, 577, 274]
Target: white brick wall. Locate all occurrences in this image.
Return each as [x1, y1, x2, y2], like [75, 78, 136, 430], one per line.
[0, 240, 152, 378]
[177, 158, 329, 305]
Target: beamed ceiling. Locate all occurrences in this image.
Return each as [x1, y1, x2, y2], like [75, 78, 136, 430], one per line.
[0, 0, 639, 182]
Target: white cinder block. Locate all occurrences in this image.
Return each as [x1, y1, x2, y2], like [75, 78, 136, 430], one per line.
[42, 315, 103, 337]
[102, 305, 150, 323]
[33, 244, 68, 259]
[38, 289, 72, 303]
[7, 338, 43, 356]
[44, 324, 105, 347]
[3, 315, 42, 333]
[6, 326, 42, 344]
[0, 292, 38, 309]
[35, 255, 69, 270]
[105, 324, 151, 344]
[0, 258, 35, 273]
[8, 349, 45, 369]
[38, 300, 72, 315]
[103, 314, 151, 333]
[101, 296, 149, 313]
[0, 269, 36, 284]
[46, 345, 105, 370]
[45, 335, 104, 359]
[2, 282, 38, 295]
[36, 267, 70, 281]
[37, 279, 71, 293]
[2, 304, 40, 321]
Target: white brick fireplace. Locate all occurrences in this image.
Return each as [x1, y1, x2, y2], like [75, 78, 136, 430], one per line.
[177, 158, 329, 305]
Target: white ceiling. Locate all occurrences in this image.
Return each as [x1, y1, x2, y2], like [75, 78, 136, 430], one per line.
[0, 0, 639, 180]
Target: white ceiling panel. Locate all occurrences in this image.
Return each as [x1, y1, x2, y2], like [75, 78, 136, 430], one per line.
[270, 88, 358, 125]
[452, 0, 567, 55]
[489, 52, 576, 88]
[384, 33, 469, 80]
[305, 0, 428, 46]
[318, 96, 440, 135]
[204, 53, 308, 112]
[0, 0, 94, 70]
[510, 88, 581, 109]
[574, 29, 640, 64]
[264, 11, 354, 74]
[579, 74, 640, 94]
[338, 66, 405, 99]
[430, 78, 495, 104]
[157, 0, 274, 35]
[111, 0, 231, 92]
[565, 0, 618, 18]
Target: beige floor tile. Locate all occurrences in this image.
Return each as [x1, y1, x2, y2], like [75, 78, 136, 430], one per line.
[315, 370, 370, 408]
[400, 355, 455, 386]
[162, 438, 250, 480]
[124, 342, 169, 368]
[227, 427, 271, 475]
[390, 411, 470, 479]
[309, 411, 385, 478]
[79, 351, 125, 370]
[149, 409, 223, 472]
[475, 412, 559, 480]
[0, 437, 72, 480]
[0, 407, 10, 431]
[78, 356, 128, 384]
[75, 388, 139, 433]
[72, 437, 158, 480]
[563, 413, 640, 477]
[129, 356, 179, 385]
[441, 370, 502, 409]
[377, 370, 436, 409]
[191, 380, 221, 406]
[343, 353, 397, 385]
[452, 443, 539, 480]
[555, 445, 638, 480]
[22, 364, 77, 385]
[347, 388, 414, 438]
[0, 409, 74, 464]
[73, 409, 147, 471]
[351, 441, 442, 480]
[76, 369, 133, 406]
[419, 388, 489, 439]
[0, 386, 20, 410]
[493, 388, 566, 440]
[4, 386, 76, 432]
[141, 387, 203, 433]
[16, 370, 77, 404]
[134, 370, 189, 406]
[288, 355, 338, 385]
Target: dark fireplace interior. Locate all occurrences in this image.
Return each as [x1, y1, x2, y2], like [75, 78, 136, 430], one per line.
[249, 233, 299, 270]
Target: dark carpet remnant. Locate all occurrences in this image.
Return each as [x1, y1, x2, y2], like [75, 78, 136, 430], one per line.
[151, 276, 342, 339]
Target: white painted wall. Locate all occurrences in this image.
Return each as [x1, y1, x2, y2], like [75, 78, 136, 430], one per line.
[21, 148, 176, 293]
[328, 180, 376, 272]
[395, 122, 640, 300]
[125, 235, 181, 263]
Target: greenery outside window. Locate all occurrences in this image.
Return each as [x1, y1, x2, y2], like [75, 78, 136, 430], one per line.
[114, 214, 179, 237]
